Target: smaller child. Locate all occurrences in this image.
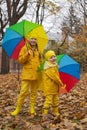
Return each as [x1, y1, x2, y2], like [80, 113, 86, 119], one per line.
[42, 50, 65, 120]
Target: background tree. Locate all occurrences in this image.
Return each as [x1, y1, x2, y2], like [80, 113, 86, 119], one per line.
[26, 0, 61, 29]
[74, 0, 87, 26]
[1, 0, 28, 74]
[0, 0, 9, 74]
[61, 0, 87, 71]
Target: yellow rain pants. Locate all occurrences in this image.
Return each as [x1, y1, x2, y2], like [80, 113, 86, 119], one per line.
[42, 94, 59, 116]
[15, 80, 38, 114]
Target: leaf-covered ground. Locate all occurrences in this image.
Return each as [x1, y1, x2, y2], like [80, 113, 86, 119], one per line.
[0, 72, 87, 130]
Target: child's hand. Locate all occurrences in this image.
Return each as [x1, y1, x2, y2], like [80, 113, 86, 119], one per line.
[61, 84, 66, 89]
[26, 50, 30, 56]
[28, 50, 30, 55]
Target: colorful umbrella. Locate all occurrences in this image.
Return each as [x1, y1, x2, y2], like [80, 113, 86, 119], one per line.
[38, 54, 80, 94]
[2, 20, 48, 60]
[56, 54, 80, 94]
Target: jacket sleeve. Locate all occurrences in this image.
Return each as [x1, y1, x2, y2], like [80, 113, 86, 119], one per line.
[45, 68, 63, 86]
[18, 46, 30, 64]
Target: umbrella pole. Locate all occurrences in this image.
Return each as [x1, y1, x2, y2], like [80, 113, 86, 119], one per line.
[24, 38, 29, 52]
[17, 63, 20, 81]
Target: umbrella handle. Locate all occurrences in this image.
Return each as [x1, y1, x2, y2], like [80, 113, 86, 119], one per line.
[58, 84, 66, 93]
[24, 39, 31, 56]
[25, 39, 29, 50]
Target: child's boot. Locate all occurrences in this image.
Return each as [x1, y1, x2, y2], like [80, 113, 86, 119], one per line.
[29, 104, 36, 118]
[52, 106, 60, 116]
[42, 108, 49, 121]
[52, 107, 61, 123]
[11, 100, 22, 116]
[11, 107, 21, 116]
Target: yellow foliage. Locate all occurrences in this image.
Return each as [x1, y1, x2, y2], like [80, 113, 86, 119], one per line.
[72, 26, 87, 48]
[46, 1, 61, 15]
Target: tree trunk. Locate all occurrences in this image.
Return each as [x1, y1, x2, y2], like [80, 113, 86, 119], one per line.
[1, 49, 9, 74]
[0, 5, 9, 74]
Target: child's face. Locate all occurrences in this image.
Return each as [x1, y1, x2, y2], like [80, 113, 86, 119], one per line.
[49, 55, 56, 64]
[29, 38, 37, 46]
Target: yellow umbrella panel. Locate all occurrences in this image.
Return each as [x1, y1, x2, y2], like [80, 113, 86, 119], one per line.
[25, 26, 48, 53]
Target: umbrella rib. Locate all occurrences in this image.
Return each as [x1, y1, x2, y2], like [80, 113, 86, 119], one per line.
[57, 54, 65, 64]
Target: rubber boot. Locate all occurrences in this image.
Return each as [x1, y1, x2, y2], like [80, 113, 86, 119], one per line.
[30, 107, 36, 115]
[42, 108, 48, 115]
[30, 105, 36, 115]
[52, 107, 59, 116]
[42, 108, 49, 121]
[11, 107, 21, 116]
[28, 104, 36, 119]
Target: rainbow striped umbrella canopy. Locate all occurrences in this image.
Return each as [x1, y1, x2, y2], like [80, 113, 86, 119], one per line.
[2, 20, 48, 60]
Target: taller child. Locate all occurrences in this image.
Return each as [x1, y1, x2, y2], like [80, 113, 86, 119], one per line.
[11, 34, 42, 116]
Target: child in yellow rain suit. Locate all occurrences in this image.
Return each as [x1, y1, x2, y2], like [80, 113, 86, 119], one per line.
[11, 34, 42, 116]
[42, 50, 66, 119]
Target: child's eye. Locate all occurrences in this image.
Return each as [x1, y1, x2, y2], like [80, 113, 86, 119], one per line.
[51, 56, 55, 58]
